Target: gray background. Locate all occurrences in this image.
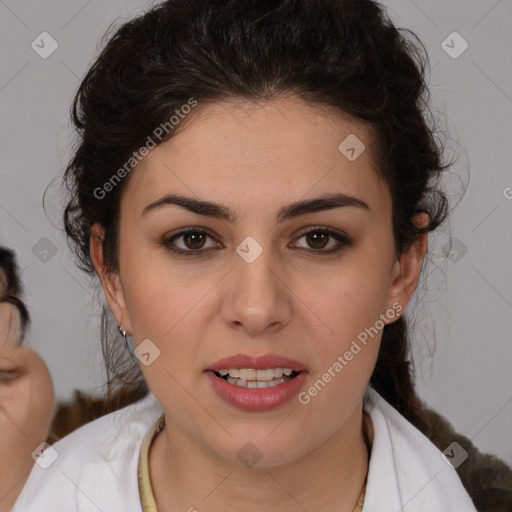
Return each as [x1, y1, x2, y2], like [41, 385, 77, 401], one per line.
[1, 0, 511, 466]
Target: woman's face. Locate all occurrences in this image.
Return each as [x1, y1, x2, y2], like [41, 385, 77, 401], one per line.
[93, 96, 424, 466]
[0, 302, 56, 509]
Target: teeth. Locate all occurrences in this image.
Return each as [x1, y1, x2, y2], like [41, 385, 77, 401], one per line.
[218, 368, 296, 381]
[239, 369, 257, 380]
[226, 375, 291, 388]
[261, 369, 277, 380]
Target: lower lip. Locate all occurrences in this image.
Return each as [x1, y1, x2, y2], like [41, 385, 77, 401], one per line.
[205, 371, 308, 411]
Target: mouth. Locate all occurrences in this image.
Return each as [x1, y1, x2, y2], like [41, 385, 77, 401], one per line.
[211, 368, 302, 389]
[204, 353, 308, 410]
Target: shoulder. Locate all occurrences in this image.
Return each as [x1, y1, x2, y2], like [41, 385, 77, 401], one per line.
[363, 387, 477, 512]
[12, 391, 163, 512]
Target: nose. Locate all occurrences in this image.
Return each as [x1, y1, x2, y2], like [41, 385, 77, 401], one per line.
[221, 242, 293, 336]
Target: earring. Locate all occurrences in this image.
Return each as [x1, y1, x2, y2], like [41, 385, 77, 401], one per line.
[118, 323, 129, 350]
[118, 323, 139, 363]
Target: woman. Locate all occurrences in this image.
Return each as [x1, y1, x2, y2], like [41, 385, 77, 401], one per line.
[0, 248, 55, 512]
[12, 0, 479, 510]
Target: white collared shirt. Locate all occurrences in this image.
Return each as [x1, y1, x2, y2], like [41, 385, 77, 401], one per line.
[11, 387, 477, 511]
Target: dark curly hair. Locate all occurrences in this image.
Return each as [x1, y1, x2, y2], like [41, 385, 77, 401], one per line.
[61, 0, 452, 424]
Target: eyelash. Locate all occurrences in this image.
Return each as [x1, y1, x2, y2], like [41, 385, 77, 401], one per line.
[161, 227, 351, 257]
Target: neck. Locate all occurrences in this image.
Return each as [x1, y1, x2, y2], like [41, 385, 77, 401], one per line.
[149, 403, 371, 512]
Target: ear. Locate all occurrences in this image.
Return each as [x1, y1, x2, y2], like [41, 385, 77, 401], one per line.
[386, 212, 429, 317]
[90, 223, 132, 333]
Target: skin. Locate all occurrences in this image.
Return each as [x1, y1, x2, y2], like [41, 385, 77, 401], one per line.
[91, 96, 428, 512]
[0, 302, 56, 512]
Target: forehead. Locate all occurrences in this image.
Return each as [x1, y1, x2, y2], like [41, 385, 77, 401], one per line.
[122, 97, 390, 219]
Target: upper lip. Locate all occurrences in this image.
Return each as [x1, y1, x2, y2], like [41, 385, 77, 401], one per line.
[206, 353, 308, 372]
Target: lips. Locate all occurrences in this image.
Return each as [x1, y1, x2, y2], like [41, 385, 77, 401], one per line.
[204, 353, 309, 410]
[205, 368, 308, 410]
[205, 353, 308, 372]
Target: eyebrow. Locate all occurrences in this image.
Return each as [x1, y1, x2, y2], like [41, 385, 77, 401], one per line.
[141, 192, 369, 223]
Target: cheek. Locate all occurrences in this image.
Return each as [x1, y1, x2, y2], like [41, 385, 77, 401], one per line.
[121, 266, 211, 401]
[0, 362, 55, 449]
[302, 254, 394, 339]
[121, 240, 218, 342]
[293, 256, 394, 395]
[294, 283, 385, 430]
[123, 270, 206, 342]
[28, 362, 56, 441]
[0, 379, 34, 457]
[304, 287, 383, 392]
[0, 372, 54, 485]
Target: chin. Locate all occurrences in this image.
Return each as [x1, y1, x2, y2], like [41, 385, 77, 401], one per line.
[210, 437, 306, 469]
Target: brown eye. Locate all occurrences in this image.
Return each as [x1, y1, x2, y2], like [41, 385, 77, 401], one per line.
[162, 228, 221, 255]
[305, 231, 329, 249]
[293, 228, 351, 255]
[182, 231, 207, 250]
